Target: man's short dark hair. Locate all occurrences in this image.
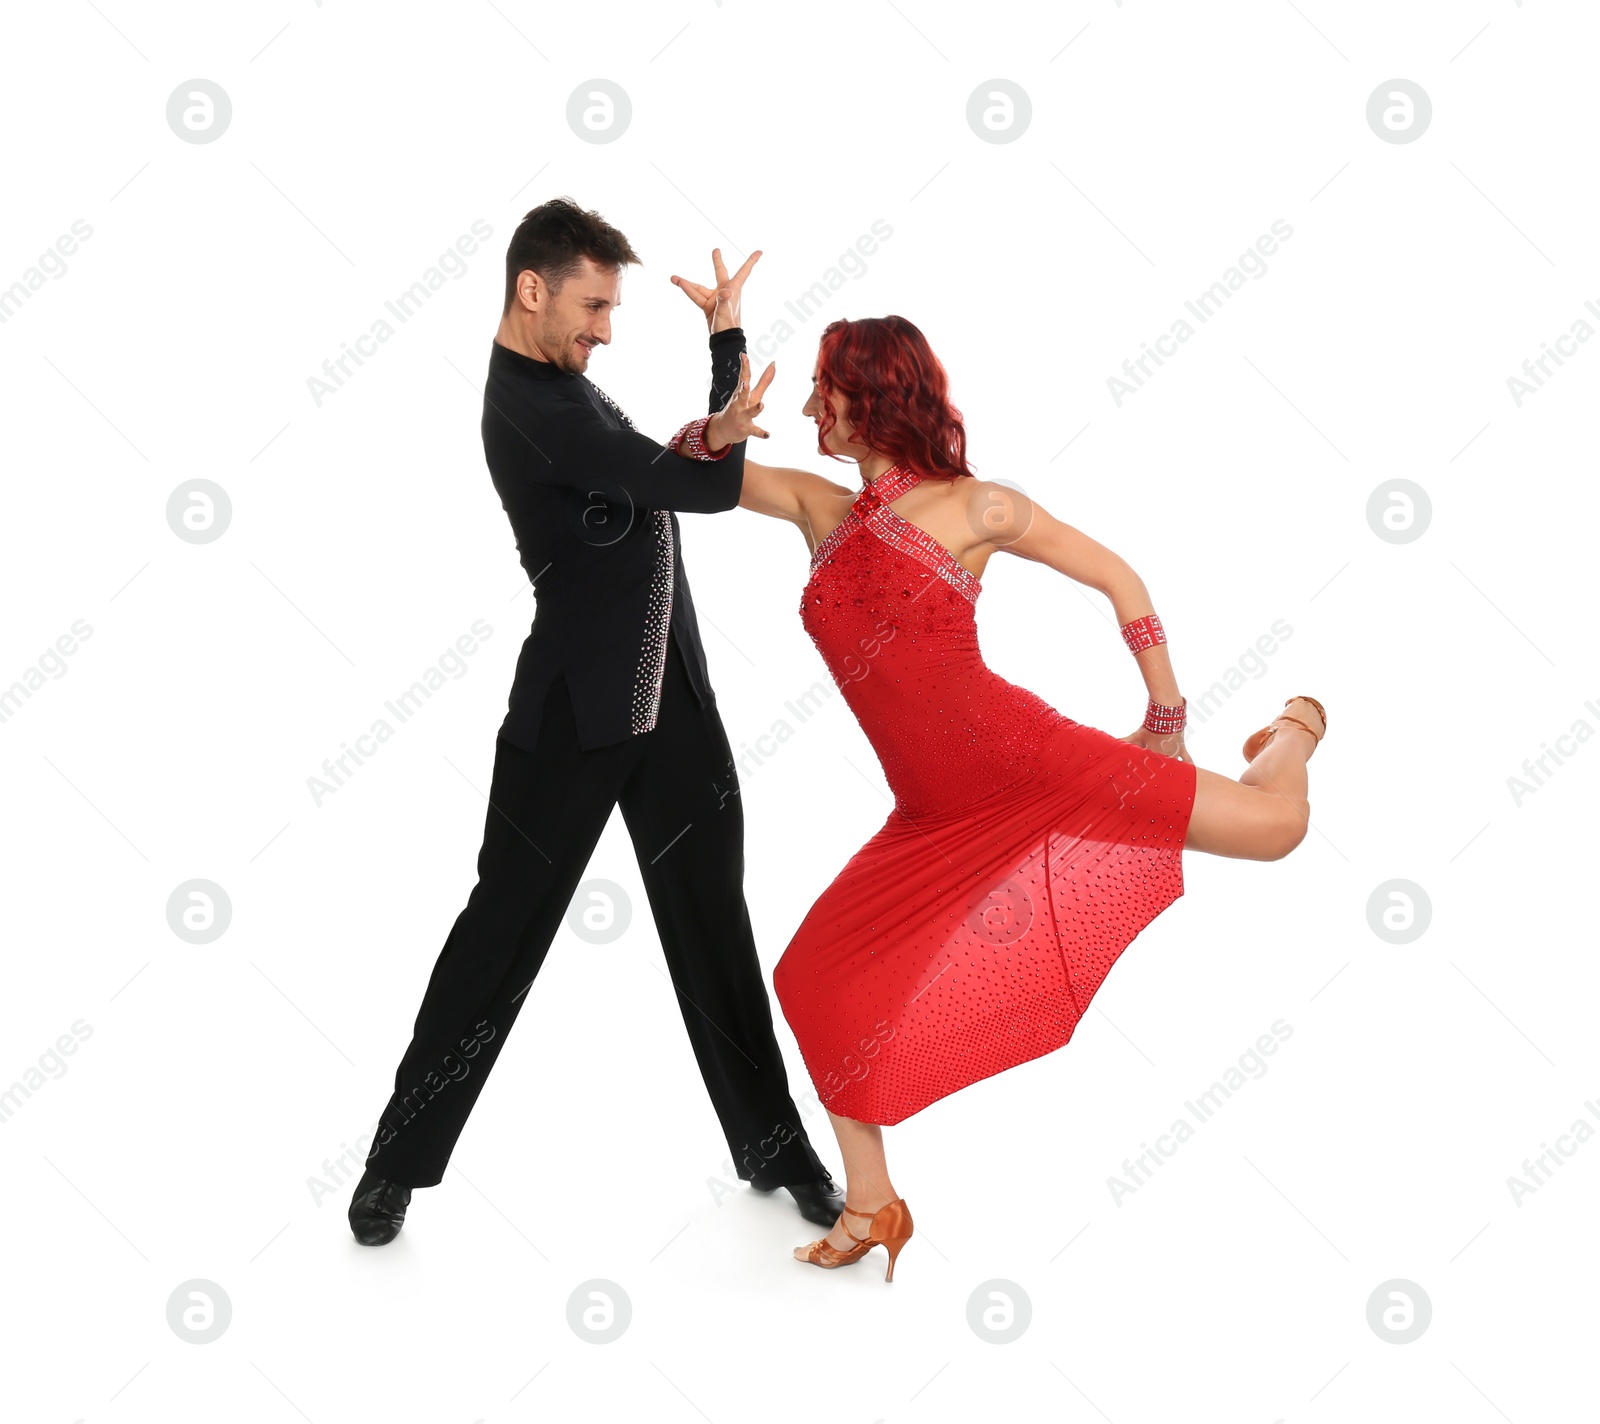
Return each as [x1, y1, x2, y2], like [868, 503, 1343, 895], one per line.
[502, 197, 641, 315]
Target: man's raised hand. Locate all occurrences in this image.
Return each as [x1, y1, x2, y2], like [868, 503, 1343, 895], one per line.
[671, 247, 762, 334]
[706, 352, 774, 451]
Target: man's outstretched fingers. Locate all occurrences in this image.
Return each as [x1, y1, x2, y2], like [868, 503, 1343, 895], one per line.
[731, 249, 762, 287]
[671, 273, 716, 322]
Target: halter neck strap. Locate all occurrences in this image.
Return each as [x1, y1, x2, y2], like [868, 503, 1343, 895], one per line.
[853, 464, 922, 514]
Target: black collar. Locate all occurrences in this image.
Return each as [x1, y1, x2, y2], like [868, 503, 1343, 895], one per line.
[490, 339, 573, 381]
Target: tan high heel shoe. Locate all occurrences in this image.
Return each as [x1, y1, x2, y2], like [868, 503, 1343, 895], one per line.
[1243, 695, 1327, 763]
[793, 1199, 914, 1282]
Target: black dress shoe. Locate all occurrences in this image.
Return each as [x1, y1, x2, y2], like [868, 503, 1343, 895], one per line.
[348, 1168, 412, 1246]
[754, 1175, 847, 1228]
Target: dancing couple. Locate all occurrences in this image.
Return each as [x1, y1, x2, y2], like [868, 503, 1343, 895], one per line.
[349, 199, 1328, 1284]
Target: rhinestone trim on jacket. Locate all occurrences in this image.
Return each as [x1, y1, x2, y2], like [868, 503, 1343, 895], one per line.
[588, 380, 675, 734]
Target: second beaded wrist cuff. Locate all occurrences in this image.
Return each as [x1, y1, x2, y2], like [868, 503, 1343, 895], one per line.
[1142, 696, 1186, 734]
[668, 415, 731, 461]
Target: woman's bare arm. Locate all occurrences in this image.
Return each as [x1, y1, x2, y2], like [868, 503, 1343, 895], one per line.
[739, 459, 855, 530]
[982, 484, 1185, 723]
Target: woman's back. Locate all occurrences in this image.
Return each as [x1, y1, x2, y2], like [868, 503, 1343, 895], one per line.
[801, 464, 1067, 820]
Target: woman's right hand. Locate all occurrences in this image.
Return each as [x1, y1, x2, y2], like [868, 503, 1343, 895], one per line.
[1120, 726, 1191, 763]
[707, 351, 774, 450]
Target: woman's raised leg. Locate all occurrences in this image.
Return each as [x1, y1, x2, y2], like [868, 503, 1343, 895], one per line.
[1184, 696, 1325, 861]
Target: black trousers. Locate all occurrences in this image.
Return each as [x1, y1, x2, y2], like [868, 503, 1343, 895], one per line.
[363, 636, 827, 1190]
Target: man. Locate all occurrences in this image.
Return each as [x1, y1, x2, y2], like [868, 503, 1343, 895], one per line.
[348, 197, 842, 1244]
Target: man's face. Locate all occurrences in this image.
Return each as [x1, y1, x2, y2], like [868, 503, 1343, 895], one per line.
[536, 256, 621, 373]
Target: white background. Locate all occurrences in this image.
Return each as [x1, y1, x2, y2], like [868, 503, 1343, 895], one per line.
[2, 1, 1596, 1420]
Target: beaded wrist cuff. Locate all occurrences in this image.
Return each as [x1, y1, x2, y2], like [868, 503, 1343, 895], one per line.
[1121, 613, 1165, 654]
[668, 415, 731, 461]
[1143, 696, 1186, 734]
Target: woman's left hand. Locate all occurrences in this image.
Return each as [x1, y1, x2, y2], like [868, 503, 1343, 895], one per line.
[705, 351, 775, 449]
[1120, 726, 1191, 763]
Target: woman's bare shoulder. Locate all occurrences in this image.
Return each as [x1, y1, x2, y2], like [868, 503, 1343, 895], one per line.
[951, 476, 1050, 546]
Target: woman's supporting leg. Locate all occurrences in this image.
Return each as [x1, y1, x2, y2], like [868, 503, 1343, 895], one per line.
[808, 1110, 900, 1252]
[1184, 698, 1324, 862]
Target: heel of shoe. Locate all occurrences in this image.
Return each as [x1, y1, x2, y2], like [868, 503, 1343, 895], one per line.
[882, 1234, 911, 1282]
[868, 1199, 913, 1282]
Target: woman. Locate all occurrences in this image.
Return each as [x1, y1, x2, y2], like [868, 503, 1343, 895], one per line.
[721, 315, 1325, 1282]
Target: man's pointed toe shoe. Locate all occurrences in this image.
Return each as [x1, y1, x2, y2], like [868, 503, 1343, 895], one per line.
[348, 1168, 412, 1246]
[781, 1176, 847, 1229]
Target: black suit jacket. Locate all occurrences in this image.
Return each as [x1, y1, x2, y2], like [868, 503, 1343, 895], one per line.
[482, 327, 747, 753]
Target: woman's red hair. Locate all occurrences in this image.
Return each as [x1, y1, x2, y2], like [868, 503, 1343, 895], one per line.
[813, 315, 974, 481]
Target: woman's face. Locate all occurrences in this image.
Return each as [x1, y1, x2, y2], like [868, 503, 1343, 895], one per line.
[802, 357, 867, 459]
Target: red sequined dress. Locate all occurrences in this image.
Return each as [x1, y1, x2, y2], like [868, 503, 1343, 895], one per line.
[772, 465, 1196, 1125]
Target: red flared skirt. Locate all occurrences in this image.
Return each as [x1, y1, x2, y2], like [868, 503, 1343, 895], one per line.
[773, 717, 1196, 1125]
